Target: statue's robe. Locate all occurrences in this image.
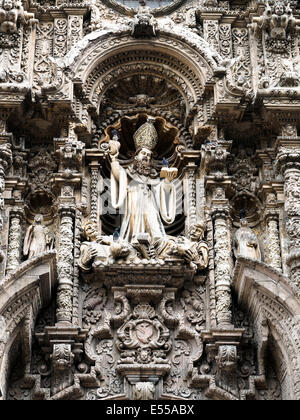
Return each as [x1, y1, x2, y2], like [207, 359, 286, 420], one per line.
[23, 224, 47, 258]
[111, 165, 176, 244]
[234, 226, 261, 261]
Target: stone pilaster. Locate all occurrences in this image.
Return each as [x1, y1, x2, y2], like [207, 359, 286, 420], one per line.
[275, 135, 300, 287]
[66, 10, 84, 52]
[6, 207, 23, 274]
[56, 203, 76, 325]
[52, 12, 68, 58]
[202, 14, 221, 53]
[211, 206, 233, 328]
[219, 20, 233, 60]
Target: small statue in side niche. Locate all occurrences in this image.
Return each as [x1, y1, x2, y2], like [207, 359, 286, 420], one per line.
[79, 220, 137, 272]
[170, 222, 209, 271]
[233, 217, 261, 261]
[23, 214, 54, 259]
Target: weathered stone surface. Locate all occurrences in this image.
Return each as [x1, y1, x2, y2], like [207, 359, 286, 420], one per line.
[0, 0, 299, 401]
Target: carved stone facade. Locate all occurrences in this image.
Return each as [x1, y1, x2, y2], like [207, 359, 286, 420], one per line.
[0, 0, 300, 401]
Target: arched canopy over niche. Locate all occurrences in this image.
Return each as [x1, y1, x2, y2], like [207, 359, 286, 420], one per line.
[86, 47, 204, 119]
[98, 113, 186, 237]
[99, 73, 186, 124]
[100, 113, 181, 162]
[61, 26, 224, 130]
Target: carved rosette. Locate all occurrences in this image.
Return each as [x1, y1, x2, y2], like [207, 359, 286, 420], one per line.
[6, 208, 24, 274]
[211, 207, 233, 327]
[56, 205, 75, 324]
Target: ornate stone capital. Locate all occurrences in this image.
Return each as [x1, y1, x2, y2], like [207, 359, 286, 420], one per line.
[58, 203, 76, 219]
[275, 147, 300, 175]
[264, 208, 279, 222]
[9, 206, 24, 220]
[211, 205, 230, 222]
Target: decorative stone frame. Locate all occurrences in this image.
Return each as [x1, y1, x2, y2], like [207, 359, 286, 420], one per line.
[0, 251, 57, 400]
[233, 256, 300, 400]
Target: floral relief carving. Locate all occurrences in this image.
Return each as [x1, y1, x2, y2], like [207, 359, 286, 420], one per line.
[116, 303, 171, 366]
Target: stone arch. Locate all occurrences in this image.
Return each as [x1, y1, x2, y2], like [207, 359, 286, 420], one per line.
[233, 257, 300, 400]
[0, 251, 57, 400]
[56, 24, 224, 123]
[65, 24, 222, 83]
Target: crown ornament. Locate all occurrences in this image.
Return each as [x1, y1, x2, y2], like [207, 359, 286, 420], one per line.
[133, 118, 158, 151]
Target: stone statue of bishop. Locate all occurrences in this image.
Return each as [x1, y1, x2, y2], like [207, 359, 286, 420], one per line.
[109, 119, 177, 249]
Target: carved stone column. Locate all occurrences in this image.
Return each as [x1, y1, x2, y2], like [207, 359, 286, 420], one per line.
[89, 161, 100, 224]
[275, 134, 300, 287]
[205, 140, 233, 328]
[264, 208, 282, 271]
[54, 127, 84, 325]
[6, 207, 23, 274]
[184, 163, 197, 230]
[0, 139, 12, 263]
[211, 206, 233, 327]
[56, 203, 76, 325]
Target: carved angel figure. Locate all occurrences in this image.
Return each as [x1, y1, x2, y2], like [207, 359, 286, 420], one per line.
[170, 222, 209, 271]
[79, 220, 137, 272]
[233, 218, 261, 261]
[23, 214, 54, 259]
